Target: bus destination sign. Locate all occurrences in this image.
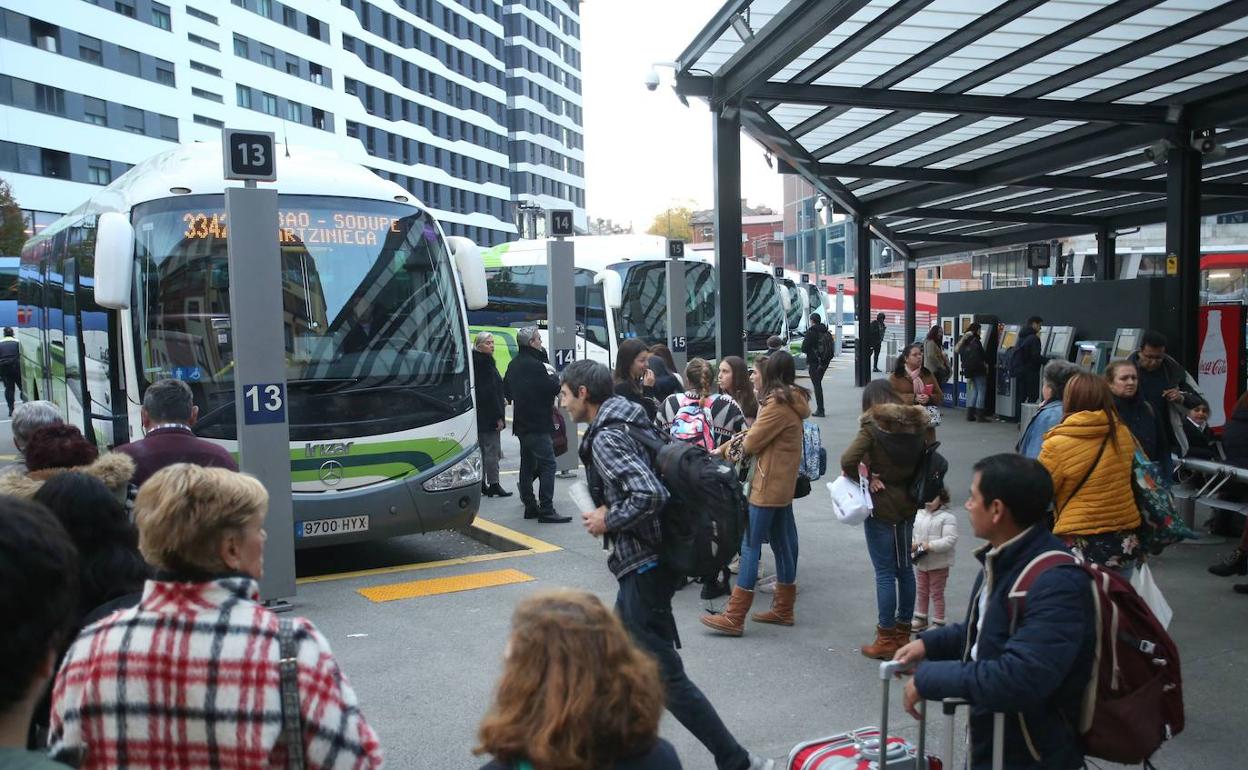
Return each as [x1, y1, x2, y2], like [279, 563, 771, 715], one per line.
[182, 210, 403, 246]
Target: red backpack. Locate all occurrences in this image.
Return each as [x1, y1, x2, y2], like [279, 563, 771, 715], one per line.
[1009, 552, 1184, 765]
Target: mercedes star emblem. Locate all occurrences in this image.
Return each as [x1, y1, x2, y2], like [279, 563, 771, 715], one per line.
[319, 460, 344, 486]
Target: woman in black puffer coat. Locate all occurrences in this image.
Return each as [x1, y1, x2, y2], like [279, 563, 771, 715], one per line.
[473, 332, 511, 498]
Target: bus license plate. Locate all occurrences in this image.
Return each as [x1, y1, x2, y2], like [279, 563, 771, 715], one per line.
[297, 515, 369, 538]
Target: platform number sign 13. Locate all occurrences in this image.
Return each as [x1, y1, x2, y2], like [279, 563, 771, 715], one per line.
[243, 382, 286, 424]
[222, 129, 277, 182]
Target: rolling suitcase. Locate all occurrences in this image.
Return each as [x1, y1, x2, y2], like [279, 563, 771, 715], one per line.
[786, 661, 940, 770]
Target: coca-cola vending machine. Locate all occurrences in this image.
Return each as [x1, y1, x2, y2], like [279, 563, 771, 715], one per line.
[1198, 305, 1247, 431]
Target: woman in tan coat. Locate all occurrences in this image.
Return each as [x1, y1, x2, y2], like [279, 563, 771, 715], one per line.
[1039, 372, 1141, 574]
[703, 351, 810, 637]
[840, 379, 930, 660]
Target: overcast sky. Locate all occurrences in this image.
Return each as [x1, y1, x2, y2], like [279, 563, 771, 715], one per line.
[579, 1, 783, 230]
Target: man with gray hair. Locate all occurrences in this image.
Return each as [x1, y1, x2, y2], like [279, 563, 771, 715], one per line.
[114, 378, 237, 487]
[6, 400, 63, 473]
[1017, 358, 1082, 458]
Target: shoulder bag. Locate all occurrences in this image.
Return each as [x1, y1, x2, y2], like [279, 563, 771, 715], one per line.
[1057, 430, 1110, 515]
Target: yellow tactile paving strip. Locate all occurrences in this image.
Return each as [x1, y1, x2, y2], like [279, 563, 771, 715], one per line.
[356, 567, 535, 603]
[295, 517, 560, 585]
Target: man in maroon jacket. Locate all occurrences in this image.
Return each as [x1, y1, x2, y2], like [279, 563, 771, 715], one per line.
[115, 379, 238, 487]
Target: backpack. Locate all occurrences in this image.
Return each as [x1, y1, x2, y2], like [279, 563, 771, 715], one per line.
[909, 441, 946, 507]
[670, 395, 715, 451]
[799, 420, 825, 482]
[958, 338, 987, 377]
[817, 328, 835, 363]
[598, 421, 746, 580]
[1009, 552, 1184, 765]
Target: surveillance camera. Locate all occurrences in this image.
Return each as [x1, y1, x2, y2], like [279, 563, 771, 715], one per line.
[1191, 134, 1221, 155]
[644, 67, 660, 92]
[1143, 139, 1172, 166]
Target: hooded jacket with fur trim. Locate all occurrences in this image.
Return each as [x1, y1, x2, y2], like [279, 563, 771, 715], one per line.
[0, 452, 136, 501]
[840, 403, 929, 524]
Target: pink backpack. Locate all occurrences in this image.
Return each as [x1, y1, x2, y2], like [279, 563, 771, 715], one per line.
[670, 395, 715, 451]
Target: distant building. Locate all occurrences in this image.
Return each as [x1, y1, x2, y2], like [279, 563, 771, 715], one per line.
[690, 200, 782, 266]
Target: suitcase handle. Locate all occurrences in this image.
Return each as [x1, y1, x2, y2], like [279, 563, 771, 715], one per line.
[877, 661, 924, 770]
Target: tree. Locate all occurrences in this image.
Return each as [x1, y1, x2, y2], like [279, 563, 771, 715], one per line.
[0, 178, 27, 256]
[646, 206, 693, 242]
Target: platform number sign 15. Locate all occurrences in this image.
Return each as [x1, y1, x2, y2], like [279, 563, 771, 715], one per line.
[671, 335, 687, 353]
[222, 129, 277, 182]
[243, 382, 286, 424]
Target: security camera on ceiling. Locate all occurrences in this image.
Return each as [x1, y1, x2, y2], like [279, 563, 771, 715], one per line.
[644, 67, 661, 92]
[1143, 139, 1173, 165]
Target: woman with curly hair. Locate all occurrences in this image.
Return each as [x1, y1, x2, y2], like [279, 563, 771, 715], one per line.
[475, 589, 679, 770]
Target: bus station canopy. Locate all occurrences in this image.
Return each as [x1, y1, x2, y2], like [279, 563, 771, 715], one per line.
[673, 0, 1248, 262]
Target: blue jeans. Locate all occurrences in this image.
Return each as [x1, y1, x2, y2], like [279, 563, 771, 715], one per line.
[617, 565, 750, 770]
[736, 504, 798, 590]
[863, 515, 915, 629]
[967, 374, 987, 409]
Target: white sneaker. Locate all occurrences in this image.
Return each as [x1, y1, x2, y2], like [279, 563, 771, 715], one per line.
[747, 755, 775, 770]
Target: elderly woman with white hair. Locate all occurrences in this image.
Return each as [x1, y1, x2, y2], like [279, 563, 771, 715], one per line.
[49, 464, 384, 769]
[473, 331, 511, 497]
[6, 400, 63, 473]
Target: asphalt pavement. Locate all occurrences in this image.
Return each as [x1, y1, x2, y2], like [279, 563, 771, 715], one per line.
[5, 362, 1243, 769]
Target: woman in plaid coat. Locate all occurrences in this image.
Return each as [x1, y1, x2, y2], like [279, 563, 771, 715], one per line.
[48, 464, 383, 770]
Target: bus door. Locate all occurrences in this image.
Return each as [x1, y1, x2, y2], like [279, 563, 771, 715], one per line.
[46, 231, 67, 418]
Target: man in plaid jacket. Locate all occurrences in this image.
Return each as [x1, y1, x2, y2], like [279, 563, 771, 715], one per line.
[560, 360, 772, 770]
[49, 575, 383, 770]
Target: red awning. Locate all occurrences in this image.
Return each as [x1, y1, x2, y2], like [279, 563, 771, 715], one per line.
[1202, 252, 1248, 270]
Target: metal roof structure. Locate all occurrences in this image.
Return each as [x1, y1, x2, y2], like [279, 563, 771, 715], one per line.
[673, 0, 1248, 262]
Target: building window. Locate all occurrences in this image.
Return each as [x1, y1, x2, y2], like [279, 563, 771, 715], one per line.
[78, 36, 103, 65]
[83, 97, 107, 125]
[152, 3, 172, 30]
[34, 85, 65, 115]
[283, 7, 297, 28]
[192, 87, 222, 103]
[285, 61, 298, 76]
[260, 49, 275, 68]
[236, 85, 251, 108]
[114, 1, 136, 18]
[87, 160, 112, 185]
[193, 114, 224, 127]
[309, 62, 324, 85]
[187, 6, 218, 23]
[123, 107, 145, 134]
[155, 64, 175, 86]
[119, 47, 140, 76]
[286, 101, 302, 122]
[234, 36, 248, 57]
[311, 107, 326, 130]
[159, 115, 179, 141]
[190, 60, 221, 76]
[188, 33, 219, 51]
[257, 0, 273, 18]
[306, 17, 322, 39]
[261, 92, 278, 116]
[40, 149, 69, 178]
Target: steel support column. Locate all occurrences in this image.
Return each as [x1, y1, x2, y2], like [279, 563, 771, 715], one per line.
[1166, 143, 1201, 372]
[904, 260, 917, 347]
[713, 109, 745, 361]
[1096, 226, 1117, 281]
[854, 218, 872, 387]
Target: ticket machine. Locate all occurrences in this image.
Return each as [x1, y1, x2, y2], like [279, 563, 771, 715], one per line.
[1113, 328, 1145, 361]
[1046, 326, 1076, 361]
[940, 316, 957, 408]
[995, 324, 1021, 420]
[1074, 341, 1114, 374]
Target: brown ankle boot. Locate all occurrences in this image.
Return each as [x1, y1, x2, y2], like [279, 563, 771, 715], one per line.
[891, 621, 913, 646]
[861, 625, 901, 660]
[700, 586, 753, 637]
[752, 583, 796, 626]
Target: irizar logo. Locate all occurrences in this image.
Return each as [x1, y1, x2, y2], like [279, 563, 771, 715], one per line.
[305, 441, 354, 458]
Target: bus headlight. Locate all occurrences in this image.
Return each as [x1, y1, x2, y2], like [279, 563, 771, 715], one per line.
[421, 451, 482, 492]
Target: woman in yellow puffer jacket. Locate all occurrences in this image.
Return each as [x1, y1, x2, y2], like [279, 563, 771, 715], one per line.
[1038, 372, 1142, 573]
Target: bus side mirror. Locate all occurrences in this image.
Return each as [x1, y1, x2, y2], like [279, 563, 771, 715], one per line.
[447, 236, 488, 310]
[595, 270, 622, 310]
[94, 212, 134, 310]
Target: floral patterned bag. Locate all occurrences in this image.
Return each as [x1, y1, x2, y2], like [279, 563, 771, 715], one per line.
[1131, 442, 1194, 553]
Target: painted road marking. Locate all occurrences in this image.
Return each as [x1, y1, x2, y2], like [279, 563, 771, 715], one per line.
[356, 567, 534, 603]
[296, 516, 561, 585]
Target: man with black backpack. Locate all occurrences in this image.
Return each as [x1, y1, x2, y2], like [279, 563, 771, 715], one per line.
[801, 313, 831, 418]
[560, 360, 773, 770]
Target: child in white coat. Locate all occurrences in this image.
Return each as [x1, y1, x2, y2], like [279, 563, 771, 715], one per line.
[911, 487, 958, 631]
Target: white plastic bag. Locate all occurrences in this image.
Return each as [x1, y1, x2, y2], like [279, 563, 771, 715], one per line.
[828, 474, 872, 526]
[1131, 562, 1173, 630]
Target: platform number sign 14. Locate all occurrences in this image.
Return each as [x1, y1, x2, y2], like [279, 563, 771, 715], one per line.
[243, 382, 286, 424]
[549, 210, 574, 237]
[222, 129, 277, 182]
[553, 348, 575, 370]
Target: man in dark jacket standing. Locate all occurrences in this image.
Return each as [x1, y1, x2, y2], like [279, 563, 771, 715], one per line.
[869, 313, 887, 372]
[1012, 316, 1045, 404]
[0, 327, 21, 415]
[801, 313, 830, 417]
[502, 326, 568, 523]
[1128, 330, 1204, 456]
[560, 360, 772, 770]
[114, 379, 238, 487]
[895, 454, 1095, 770]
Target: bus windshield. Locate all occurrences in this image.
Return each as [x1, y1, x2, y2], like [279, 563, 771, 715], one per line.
[745, 273, 784, 348]
[131, 194, 469, 440]
[614, 261, 717, 359]
[470, 264, 609, 350]
[783, 281, 803, 333]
